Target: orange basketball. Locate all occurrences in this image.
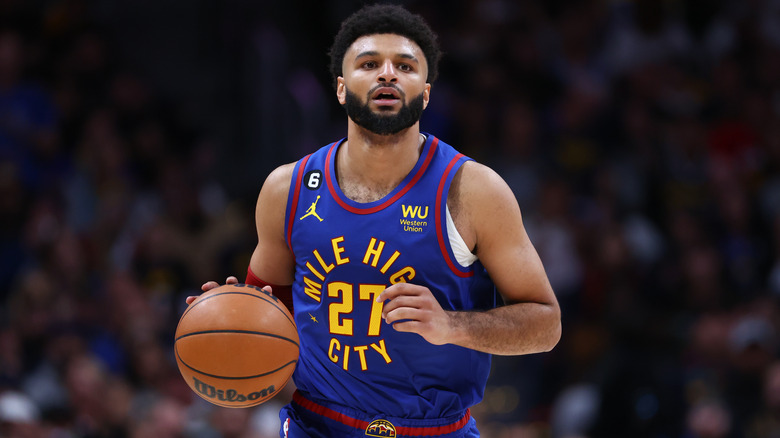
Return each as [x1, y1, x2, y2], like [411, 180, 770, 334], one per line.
[174, 283, 299, 408]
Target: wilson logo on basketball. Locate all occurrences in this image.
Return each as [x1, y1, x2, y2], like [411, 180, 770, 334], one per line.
[366, 419, 396, 437]
[192, 377, 275, 403]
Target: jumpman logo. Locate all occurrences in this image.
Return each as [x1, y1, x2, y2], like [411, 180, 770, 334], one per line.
[300, 195, 324, 221]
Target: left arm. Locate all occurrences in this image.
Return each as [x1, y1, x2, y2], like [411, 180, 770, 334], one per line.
[378, 162, 561, 355]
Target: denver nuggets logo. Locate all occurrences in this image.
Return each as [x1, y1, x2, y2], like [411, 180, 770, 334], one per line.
[366, 419, 396, 437]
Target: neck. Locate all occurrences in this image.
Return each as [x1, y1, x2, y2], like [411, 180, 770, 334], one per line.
[336, 122, 425, 202]
[347, 121, 422, 149]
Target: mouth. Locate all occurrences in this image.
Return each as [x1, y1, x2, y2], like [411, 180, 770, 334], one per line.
[371, 87, 402, 106]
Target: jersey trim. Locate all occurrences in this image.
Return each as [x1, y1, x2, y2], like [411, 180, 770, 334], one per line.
[285, 153, 314, 255]
[435, 154, 475, 278]
[324, 136, 440, 214]
[291, 391, 472, 436]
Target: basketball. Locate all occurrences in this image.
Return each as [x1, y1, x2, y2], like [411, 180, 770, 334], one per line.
[174, 283, 299, 408]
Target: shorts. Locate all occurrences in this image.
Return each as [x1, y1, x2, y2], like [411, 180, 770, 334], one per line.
[279, 391, 480, 438]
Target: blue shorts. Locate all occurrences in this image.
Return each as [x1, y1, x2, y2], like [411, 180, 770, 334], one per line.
[279, 391, 480, 437]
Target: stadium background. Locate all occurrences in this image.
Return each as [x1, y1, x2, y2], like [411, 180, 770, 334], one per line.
[1, 0, 779, 436]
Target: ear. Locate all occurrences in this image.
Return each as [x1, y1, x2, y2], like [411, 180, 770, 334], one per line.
[337, 77, 346, 105]
[422, 83, 431, 110]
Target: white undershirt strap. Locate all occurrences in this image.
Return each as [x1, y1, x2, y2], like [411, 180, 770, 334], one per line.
[445, 205, 478, 267]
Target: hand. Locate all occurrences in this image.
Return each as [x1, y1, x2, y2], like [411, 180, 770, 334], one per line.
[185, 276, 238, 305]
[377, 283, 454, 346]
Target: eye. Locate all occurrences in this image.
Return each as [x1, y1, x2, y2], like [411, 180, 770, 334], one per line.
[397, 63, 413, 72]
[361, 61, 378, 69]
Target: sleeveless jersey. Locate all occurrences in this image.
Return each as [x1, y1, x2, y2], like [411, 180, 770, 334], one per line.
[284, 133, 497, 419]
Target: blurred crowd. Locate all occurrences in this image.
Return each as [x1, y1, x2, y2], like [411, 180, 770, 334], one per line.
[1, 0, 779, 437]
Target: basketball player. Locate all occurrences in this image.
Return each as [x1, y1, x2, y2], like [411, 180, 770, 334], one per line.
[192, 4, 561, 437]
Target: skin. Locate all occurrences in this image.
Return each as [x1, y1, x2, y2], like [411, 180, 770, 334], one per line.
[193, 33, 561, 356]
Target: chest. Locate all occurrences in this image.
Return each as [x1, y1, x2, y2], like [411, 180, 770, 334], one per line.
[338, 179, 395, 204]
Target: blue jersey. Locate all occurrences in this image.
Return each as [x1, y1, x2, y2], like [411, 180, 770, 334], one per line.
[284, 134, 497, 420]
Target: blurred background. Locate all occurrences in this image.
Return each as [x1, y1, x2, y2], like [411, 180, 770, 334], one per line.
[1, 0, 779, 437]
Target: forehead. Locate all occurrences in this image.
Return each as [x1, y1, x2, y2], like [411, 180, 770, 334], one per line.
[344, 34, 426, 66]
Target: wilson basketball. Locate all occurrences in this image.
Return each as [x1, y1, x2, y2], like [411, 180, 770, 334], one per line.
[174, 283, 299, 408]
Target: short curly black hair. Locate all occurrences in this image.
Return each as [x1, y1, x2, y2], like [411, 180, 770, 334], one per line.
[328, 4, 441, 88]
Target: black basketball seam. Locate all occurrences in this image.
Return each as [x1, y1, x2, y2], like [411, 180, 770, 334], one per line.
[175, 329, 299, 348]
[181, 288, 280, 318]
[175, 343, 298, 380]
[181, 285, 296, 329]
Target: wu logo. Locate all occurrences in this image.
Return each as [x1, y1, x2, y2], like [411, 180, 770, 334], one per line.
[401, 204, 428, 219]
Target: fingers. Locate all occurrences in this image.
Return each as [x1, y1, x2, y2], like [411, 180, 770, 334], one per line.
[383, 305, 424, 325]
[384, 304, 447, 346]
[376, 282, 421, 303]
[377, 283, 451, 345]
[380, 285, 432, 325]
[201, 281, 220, 291]
[381, 295, 423, 319]
[193, 275, 242, 305]
[201, 276, 239, 292]
[389, 320, 423, 334]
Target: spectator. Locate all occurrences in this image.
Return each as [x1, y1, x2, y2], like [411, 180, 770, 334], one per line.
[1, 0, 779, 435]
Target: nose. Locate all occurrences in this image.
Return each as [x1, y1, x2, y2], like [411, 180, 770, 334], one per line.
[377, 60, 397, 83]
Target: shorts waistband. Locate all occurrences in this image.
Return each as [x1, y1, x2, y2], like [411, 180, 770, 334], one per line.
[291, 390, 471, 437]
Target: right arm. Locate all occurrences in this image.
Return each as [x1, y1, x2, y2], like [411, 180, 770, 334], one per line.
[247, 163, 296, 285]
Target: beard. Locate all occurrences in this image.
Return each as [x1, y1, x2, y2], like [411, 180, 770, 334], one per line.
[342, 88, 425, 135]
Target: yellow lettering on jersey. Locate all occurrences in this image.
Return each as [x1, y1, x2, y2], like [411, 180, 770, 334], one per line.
[390, 266, 416, 284]
[401, 204, 428, 219]
[401, 204, 416, 218]
[362, 237, 385, 267]
[331, 236, 350, 265]
[353, 345, 369, 370]
[306, 262, 325, 281]
[328, 338, 340, 363]
[328, 282, 353, 336]
[402, 204, 429, 219]
[370, 339, 392, 364]
[313, 249, 334, 274]
[359, 284, 385, 336]
[379, 250, 401, 274]
[327, 338, 393, 371]
[342, 345, 350, 371]
[302, 276, 322, 302]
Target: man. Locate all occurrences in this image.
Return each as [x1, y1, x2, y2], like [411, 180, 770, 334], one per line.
[194, 4, 560, 437]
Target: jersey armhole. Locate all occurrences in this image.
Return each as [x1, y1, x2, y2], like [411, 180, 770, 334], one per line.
[435, 154, 475, 278]
[284, 154, 313, 256]
[445, 205, 478, 267]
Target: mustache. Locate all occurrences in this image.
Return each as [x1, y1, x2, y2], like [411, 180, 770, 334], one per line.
[367, 83, 406, 99]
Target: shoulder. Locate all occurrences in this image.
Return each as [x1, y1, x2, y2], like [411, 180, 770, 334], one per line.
[449, 161, 517, 216]
[257, 162, 297, 208]
[253, 162, 298, 243]
[448, 161, 520, 251]
[259, 140, 338, 204]
[265, 162, 297, 190]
